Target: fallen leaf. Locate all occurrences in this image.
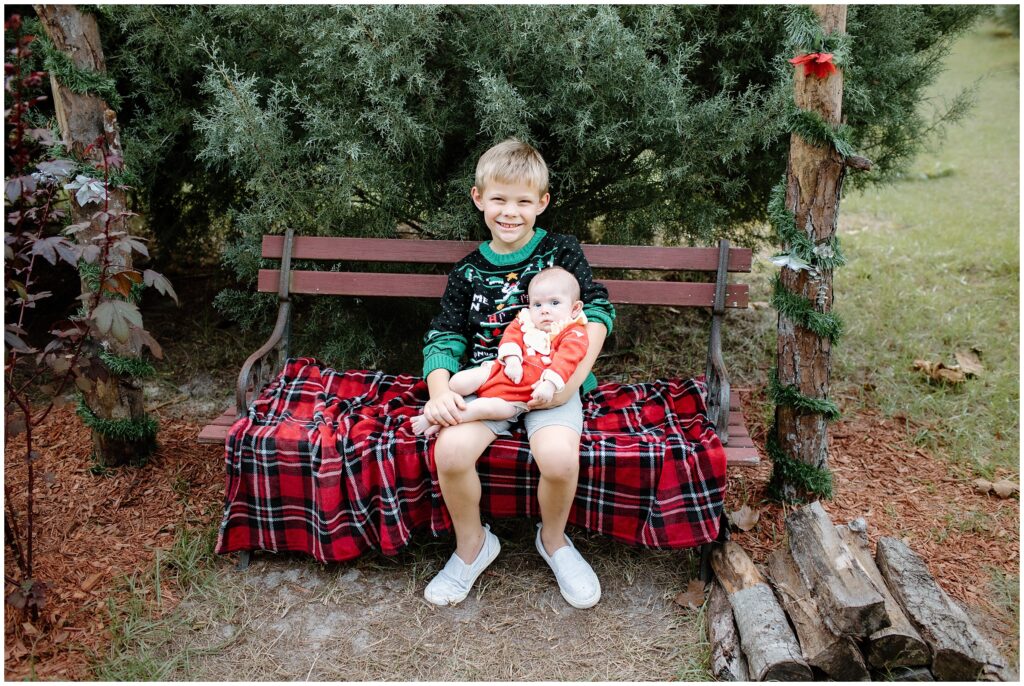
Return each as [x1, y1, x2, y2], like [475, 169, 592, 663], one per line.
[729, 504, 761, 531]
[991, 480, 1018, 499]
[912, 359, 965, 385]
[22, 622, 38, 636]
[81, 572, 103, 592]
[954, 350, 984, 377]
[673, 579, 706, 611]
[973, 478, 993, 494]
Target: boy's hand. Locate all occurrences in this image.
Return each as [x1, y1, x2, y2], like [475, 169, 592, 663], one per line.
[528, 379, 557, 406]
[503, 357, 523, 384]
[423, 390, 466, 427]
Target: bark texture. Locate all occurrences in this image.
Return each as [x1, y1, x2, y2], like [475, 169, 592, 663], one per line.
[35, 4, 147, 466]
[710, 542, 813, 681]
[835, 522, 931, 669]
[766, 545, 869, 680]
[773, 4, 847, 500]
[707, 579, 749, 681]
[785, 502, 888, 637]
[875, 537, 1011, 681]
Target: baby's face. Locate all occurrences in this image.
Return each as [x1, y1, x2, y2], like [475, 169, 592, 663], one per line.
[527, 279, 578, 331]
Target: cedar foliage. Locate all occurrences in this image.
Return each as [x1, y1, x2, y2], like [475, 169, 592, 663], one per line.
[90, 5, 982, 369]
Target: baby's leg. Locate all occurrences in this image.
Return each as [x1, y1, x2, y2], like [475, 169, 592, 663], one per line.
[459, 397, 522, 423]
[448, 363, 493, 396]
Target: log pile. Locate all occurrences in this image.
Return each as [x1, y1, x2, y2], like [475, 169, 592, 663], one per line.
[707, 502, 1013, 681]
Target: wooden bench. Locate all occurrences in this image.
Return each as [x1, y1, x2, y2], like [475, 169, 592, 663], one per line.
[198, 229, 760, 467]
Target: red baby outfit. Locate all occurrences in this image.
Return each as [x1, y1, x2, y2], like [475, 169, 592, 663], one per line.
[477, 310, 589, 403]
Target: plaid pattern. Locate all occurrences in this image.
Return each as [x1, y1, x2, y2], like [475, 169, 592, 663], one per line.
[216, 358, 727, 562]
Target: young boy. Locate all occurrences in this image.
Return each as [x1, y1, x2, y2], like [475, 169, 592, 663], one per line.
[420, 139, 615, 609]
[410, 267, 590, 437]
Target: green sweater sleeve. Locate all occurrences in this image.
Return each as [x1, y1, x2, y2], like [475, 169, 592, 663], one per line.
[558, 235, 616, 335]
[422, 262, 472, 376]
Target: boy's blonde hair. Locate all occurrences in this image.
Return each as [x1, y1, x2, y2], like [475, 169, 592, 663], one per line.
[475, 138, 549, 195]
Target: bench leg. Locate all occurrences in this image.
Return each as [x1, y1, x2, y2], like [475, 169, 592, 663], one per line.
[699, 512, 732, 583]
[235, 550, 251, 571]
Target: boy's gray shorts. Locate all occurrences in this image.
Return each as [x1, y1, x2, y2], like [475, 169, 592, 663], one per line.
[466, 391, 585, 439]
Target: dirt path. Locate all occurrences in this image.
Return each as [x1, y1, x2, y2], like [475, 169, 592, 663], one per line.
[163, 527, 705, 681]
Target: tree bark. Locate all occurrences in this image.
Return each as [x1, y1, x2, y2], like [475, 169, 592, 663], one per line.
[773, 4, 847, 500]
[766, 545, 870, 680]
[707, 579, 750, 681]
[35, 5, 148, 467]
[785, 502, 888, 637]
[835, 521, 931, 669]
[875, 537, 1012, 681]
[710, 542, 813, 681]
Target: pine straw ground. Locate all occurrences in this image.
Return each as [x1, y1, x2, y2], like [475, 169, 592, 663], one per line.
[4, 392, 1020, 680]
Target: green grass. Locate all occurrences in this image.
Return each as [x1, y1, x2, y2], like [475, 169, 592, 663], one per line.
[836, 22, 1019, 477]
[92, 525, 240, 680]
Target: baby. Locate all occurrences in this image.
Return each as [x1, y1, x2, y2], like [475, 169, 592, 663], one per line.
[411, 266, 589, 436]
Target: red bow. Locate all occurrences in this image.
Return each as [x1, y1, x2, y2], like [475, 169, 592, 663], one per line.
[789, 52, 837, 79]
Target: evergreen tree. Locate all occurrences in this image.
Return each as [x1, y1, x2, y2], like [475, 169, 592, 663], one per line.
[89, 5, 981, 369]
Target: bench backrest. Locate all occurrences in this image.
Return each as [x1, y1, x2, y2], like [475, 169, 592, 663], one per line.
[256, 235, 752, 308]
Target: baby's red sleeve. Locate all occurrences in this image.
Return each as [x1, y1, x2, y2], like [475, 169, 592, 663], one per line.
[545, 325, 590, 385]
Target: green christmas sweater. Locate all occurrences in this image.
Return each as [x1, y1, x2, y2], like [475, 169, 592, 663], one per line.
[422, 228, 615, 394]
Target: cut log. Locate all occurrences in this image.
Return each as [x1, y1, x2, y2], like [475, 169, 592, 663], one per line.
[766, 545, 870, 680]
[875, 537, 1010, 681]
[710, 542, 813, 681]
[785, 501, 888, 636]
[707, 579, 749, 681]
[871, 665, 935, 681]
[835, 521, 930, 668]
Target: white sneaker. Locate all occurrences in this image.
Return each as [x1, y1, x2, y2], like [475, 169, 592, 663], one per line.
[535, 524, 601, 609]
[423, 524, 501, 606]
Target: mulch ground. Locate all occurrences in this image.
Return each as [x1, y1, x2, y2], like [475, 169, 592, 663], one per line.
[727, 388, 1020, 661]
[4, 407, 223, 681]
[4, 393, 1019, 679]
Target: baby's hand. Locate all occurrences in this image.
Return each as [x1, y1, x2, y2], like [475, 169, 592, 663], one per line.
[530, 379, 556, 405]
[423, 390, 466, 428]
[503, 357, 523, 384]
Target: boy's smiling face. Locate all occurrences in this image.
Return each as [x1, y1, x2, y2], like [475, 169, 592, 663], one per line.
[471, 181, 549, 254]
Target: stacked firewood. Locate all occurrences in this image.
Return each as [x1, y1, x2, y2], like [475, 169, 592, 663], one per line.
[707, 502, 1013, 681]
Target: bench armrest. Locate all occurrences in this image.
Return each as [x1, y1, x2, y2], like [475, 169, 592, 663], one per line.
[236, 301, 291, 417]
[704, 239, 732, 445]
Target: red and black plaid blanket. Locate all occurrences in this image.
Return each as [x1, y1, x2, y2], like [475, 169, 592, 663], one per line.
[216, 358, 726, 562]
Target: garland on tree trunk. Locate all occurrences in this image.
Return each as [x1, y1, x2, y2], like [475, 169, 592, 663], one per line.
[75, 394, 158, 443]
[767, 7, 857, 501]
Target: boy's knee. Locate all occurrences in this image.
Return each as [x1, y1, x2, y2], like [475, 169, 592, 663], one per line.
[531, 439, 581, 483]
[435, 426, 486, 474]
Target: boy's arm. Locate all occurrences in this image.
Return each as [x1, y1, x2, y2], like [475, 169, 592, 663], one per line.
[557, 235, 616, 335]
[422, 265, 472, 377]
[423, 368, 466, 427]
[421, 263, 473, 426]
[527, 321, 606, 409]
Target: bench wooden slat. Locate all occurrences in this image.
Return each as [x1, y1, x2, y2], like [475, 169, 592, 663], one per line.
[257, 270, 749, 308]
[198, 424, 231, 444]
[262, 236, 753, 272]
[723, 446, 760, 466]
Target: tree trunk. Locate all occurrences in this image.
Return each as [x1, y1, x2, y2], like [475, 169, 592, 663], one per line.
[34, 5, 149, 467]
[773, 4, 847, 500]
